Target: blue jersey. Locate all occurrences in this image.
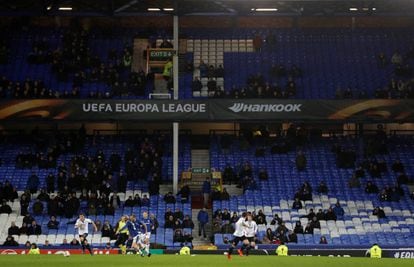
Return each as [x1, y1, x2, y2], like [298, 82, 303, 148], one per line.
[141, 218, 151, 232]
[121, 220, 144, 237]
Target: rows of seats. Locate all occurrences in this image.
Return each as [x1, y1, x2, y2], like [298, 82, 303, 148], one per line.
[0, 135, 191, 190]
[210, 135, 414, 247]
[0, 194, 192, 247]
[183, 28, 414, 99]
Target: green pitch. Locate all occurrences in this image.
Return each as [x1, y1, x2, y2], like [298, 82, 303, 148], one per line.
[0, 255, 413, 267]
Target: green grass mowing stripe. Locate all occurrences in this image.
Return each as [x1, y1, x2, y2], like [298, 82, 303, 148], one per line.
[0, 255, 413, 267]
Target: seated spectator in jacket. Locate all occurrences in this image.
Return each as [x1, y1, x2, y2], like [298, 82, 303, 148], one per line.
[173, 228, 184, 243]
[369, 164, 381, 178]
[365, 181, 379, 194]
[27, 172, 40, 194]
[101, 220, 114, 239]
[8, 222, 20, 236]
[230, 212, 239, 224]
[287, 230, 297, 243]
[133, 194, 141, 206]
[19, 223, 28, 235]
[0, 200, 12, 214]
[325, 208, 337, 221]
[255, 210, 267, 224]
[319, 236, 328, 244]
[32, 199, 44, 215]
[27, 221, 42, 235]
[263, 228, 277, 244]
[182, 215, 194, 229]
[310, 217, 321, 229]
[70, 238, 80, 246]
[301, 208, 316, 220]
[177, 184, 191, 203]
[165, 215, 175, 228]
[373, 207, 386, 218]
[192, 77, 202, 94]
[276, 222, 288, 235]
[23, 213, 35, 225]
[316, 209, 325, 221]
[294, 221, 304, 234]
[124, 196, 135, 207]
[221, 209, 231, 221]
[348, 174, 361, 188]
[220, 188, 230, 201]
[271, 214, 283, 225]
[174, 208, 184, 221]
[2, 235, 18, 247]
[317, 181, 328, 194]
[354, 166, 365, 178]
[304, 222, 313, 234]
[292, 198, 303, 210]
[392, 160, 405, 173]
[333, 202, 345, 219]
[47, 216, 59, 229]
[37, 189, 49, 202]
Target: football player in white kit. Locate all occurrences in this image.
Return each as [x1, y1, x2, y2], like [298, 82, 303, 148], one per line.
[226, 212, 248, 259]
[75, 213, 98, 255]
[242, 214, 258, 256]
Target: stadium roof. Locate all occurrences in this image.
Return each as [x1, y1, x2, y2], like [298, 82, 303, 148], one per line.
[0, 0, 413, 16]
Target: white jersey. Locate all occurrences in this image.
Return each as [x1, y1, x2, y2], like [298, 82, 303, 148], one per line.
[244, 220, 258, 237]
[75, 218, 93, 235]
[233, 217, 246, 237]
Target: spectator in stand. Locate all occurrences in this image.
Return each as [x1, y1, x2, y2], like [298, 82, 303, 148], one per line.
[8, 222, 20, 236]
[124, 196, 135, 207]
[296, 151, 307, 171]
[133, 194, 141, 206]
[102, 220, 114, 239]
[292, 198, 303, 210]
[70, 238, 80, 246]
[164, 192, 176, 204]
[263, 228, 276, 244]
[197, 207, 209, 239]
[182, 215, 194, 229]
[319, 236, 328, 244]
[202, 178, 211, 207]
[221, 188, 230, 201]
[333, 202, 345, 219]
[37, 189, 49, 202]
[310, 217, 321, 229]
[325, 208, 337, 221]
[288, 230, 297, 243]
[294, 221, 304, 234]
[317, 181, 328, 194]
[271, 214, 283, 226]
[19, 223, 28, 235]
[2, 236, 18, 247]
[316, 209, 325, 221]
[32, 199, 44, 215]
[165, 215, 175, 229]
[192, 77, 202, 95]
[365, 181, 379, 194]
[0, 200, 12, 214]
[47, 216, 59, 229]
[174, 208, 184, 221]
[397, 172, 409, 186]
[27, 172, 39, 194]
[230, 212, 239, 224]
[304, 222, 313, 234]
[177, 184, 191, 203]
[221, 209, 231, 221]
[27, 221, 42, 235]
[373, 207, 386, 218]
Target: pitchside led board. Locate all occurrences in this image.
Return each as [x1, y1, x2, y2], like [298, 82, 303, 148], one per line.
[0, 99, 413, 122]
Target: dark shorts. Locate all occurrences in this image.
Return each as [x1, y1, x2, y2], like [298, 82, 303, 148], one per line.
[79, 233, 89, 242]
[245, 237, 255, 243]
[232, 236, 246, 246]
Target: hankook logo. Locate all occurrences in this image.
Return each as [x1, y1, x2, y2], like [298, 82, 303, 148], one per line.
[228, 103, 302, 113]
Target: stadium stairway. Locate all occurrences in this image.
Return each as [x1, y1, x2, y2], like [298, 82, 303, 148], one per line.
[191, 208, 213, 247]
